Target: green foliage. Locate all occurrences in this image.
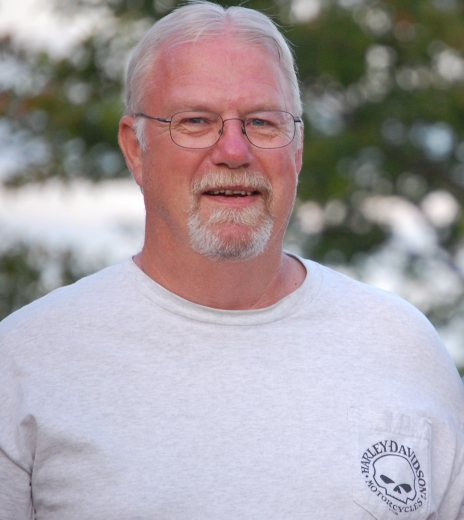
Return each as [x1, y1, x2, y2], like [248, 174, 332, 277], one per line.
[0, 245, 43, 319]
[0, 32, 128, 185]
[0, 244, 89, 321]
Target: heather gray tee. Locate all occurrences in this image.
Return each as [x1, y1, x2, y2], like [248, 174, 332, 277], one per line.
[1, 257, 464, 519]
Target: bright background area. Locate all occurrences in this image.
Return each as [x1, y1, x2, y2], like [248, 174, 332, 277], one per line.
[0, 0, 145, 261]
[0, 179, 144, 263]
[0, 0, 104, 58]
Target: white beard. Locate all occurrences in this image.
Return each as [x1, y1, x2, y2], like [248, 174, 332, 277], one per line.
[187, 170, 274, 260]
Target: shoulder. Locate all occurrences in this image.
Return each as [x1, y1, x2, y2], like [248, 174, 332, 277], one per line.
[304, 258, 464, 405]
[300, 257, 455, 376]
[303, 258, 433, 329]
[300, 259, 464, 433]
[0, 260, 134, 347]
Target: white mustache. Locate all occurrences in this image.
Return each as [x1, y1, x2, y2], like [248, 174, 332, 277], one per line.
[191, 169, 273, 198]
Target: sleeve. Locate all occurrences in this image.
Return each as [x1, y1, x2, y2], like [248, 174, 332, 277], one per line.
[451, 473, 464, 519]
[0, 448, 34, 520]
[452, 446, 464, 520]
[0, 320, 35, 520]
[457, 435, 464, 519]
[449, 466, 464, 520]
[437, 422, 464, 519]
[459, 503, 464, 520]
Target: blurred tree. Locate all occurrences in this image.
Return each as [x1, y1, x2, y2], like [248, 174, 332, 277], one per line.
[0, 245, 43, 320]
[1, 0, 464, 369]
[0, 244, 91, 320]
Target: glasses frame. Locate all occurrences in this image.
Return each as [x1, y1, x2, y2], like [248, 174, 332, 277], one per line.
[133, 110, 303, 150]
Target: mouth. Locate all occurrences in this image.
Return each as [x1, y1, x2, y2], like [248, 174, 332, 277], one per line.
[204, 188, 260, 197]
[191, 170, 273, 207]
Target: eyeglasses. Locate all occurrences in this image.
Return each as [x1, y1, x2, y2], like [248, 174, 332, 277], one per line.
[133, 110, 302, 149]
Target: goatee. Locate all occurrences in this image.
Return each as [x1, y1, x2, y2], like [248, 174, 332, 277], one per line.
[188, 169, 274, 261]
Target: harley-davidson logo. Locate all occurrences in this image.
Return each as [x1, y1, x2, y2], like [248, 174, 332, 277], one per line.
[360, 440, 427, 515]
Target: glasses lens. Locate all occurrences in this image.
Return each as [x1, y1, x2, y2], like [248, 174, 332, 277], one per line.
[244, 111, 296, 149]
[170, 111, 222, 149]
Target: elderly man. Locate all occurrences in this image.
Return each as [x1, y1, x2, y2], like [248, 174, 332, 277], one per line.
[1, 2, 464, 519]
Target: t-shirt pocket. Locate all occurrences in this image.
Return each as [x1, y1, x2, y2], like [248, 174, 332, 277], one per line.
[349, 407, 432, 520]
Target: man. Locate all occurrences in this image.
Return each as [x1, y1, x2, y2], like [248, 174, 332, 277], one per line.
[1, 2, 463, 518]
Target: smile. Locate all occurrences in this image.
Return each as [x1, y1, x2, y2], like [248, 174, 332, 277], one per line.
[206, 189, 258, 197]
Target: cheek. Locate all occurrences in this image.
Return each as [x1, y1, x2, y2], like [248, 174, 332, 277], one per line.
[270, 165, 299, 220]
[269, 153, 299, 193]
[141, 150, 203, 214]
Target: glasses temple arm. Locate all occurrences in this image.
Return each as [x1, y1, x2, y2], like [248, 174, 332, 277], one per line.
[133, 113, 171, 123]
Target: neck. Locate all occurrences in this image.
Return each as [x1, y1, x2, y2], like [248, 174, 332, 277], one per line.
[133, 240, 306, 310]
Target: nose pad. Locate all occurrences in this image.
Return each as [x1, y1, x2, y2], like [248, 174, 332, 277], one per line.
[216, 117, 249, 149]
[217, 119, 247, 141]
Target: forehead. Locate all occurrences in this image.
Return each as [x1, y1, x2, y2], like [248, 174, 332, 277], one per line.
[145, 36, 292, 114]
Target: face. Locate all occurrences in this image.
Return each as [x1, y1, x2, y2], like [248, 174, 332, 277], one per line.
[120, 35, 303, 261]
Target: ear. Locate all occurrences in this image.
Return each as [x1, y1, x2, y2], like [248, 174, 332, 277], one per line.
[118, 115, 144, 187]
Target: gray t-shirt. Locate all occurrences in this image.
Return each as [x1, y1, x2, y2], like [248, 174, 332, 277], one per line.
[1, 257, 463, 519]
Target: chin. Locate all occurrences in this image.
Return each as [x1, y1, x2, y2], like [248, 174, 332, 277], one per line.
[187, 212, 273, 261]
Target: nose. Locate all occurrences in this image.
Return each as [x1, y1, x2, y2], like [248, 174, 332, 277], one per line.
[210, 118, 253, 169]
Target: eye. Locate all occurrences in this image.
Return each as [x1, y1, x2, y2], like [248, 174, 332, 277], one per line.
[248, 118, 272, 127]
[173, 112, 220, 128]
[183, 117, 210, 125]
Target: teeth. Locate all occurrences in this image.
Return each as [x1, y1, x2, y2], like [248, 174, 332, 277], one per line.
[207, 189, 254, 196]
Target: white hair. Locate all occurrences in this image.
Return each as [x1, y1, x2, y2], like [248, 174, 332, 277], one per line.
[132, 117, 147, 151]
[125, 1, 302, 124]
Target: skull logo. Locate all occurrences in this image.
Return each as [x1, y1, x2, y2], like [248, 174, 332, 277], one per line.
[373, 454, 417, 504]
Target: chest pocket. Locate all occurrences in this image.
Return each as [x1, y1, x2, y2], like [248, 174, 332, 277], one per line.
[349, 408, 432, 520]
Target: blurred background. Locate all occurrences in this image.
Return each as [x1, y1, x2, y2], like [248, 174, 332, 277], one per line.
[1, 0, 464, 373]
